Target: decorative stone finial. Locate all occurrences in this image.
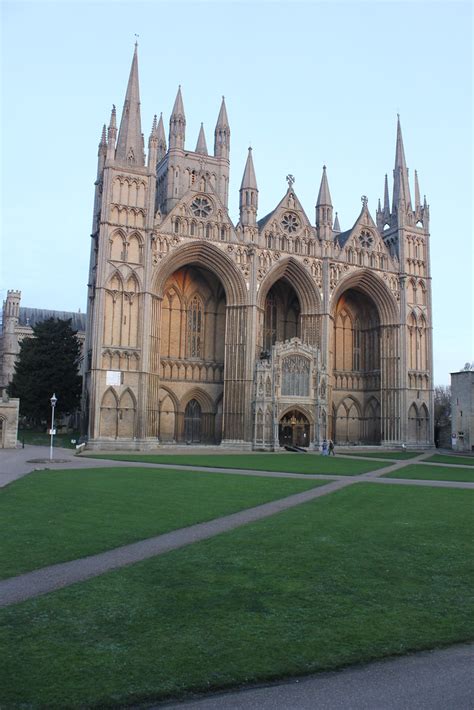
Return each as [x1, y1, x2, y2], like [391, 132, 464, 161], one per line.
[286, 174, 295, 188]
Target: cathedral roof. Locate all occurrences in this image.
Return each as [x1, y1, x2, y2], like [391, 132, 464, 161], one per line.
[18, 307, 86, 332]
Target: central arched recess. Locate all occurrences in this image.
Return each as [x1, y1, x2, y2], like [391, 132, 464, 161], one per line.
[331, 288, 381, 445]
[159, 264, 226, 444]
[262, 279, 301, 354]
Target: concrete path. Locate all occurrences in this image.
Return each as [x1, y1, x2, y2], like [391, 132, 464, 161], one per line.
[158, 642, 474, 709]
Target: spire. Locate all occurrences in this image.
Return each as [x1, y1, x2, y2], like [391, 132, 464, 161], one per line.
[147, 115, 158, 170]
[116, 44, 144, 167]
[414, 169, 421, 210]
[156, 113, 167, 161]
[316, 166, 334, 239]
[214, 96, 230, 159]
[240, 147, 258, 190]
[316, 165, 332, 207]
[333, 212, 341, 232]
[239, 147, 258, 227]
[106, 105, 117, 160]
[392, 115, 411, 210]
[383, 173, 390, 221]
[96, 124, 107, 178]
[99, 124, 107, 150]
[195, 123, 208, 155]
[169, 86, 186, 150]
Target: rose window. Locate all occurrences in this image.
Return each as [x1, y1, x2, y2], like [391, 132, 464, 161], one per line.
[191, 197, 212, 218]
[358, 230, 374, 248]
[281, 212, 299, 234]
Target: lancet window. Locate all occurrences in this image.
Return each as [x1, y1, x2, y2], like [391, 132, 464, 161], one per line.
[187, 295, 203, 358]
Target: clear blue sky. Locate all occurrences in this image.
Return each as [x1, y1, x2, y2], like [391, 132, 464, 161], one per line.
[1, 0, 472, 385]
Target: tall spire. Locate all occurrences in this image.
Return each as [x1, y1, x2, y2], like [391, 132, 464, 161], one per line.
[214, 97, 230, 159]
[316, 166, 334, 239]
[169, 86, 186, 150]
[116, 44, 144, 167]
[195, 123, 208, 155]
[156, 113, 167, 161]
[239, 147, 258, 228]
[392, 115, 411, 210]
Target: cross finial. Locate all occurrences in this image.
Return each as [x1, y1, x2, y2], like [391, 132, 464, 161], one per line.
[286, 174, 295, 188]
[134, 34, 139, 47]
[361, 195, 368, 207]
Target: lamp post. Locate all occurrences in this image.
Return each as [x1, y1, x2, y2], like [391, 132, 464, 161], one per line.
[49, 393, 57, 461]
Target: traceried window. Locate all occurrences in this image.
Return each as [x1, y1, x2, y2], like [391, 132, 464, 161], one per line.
[281, 212, 299, 234]
[282, 355, 310, 396]
[187, 295, 203, 358]
[358, 230, 374, 249]
[191, 196, 212, 218]
[264, 293, 277, 352]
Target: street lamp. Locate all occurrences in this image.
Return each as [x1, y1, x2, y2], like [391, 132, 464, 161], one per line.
[49, 393, 57, 461]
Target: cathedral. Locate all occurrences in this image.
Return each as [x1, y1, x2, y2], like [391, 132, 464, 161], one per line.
[83, 46, 433, 450]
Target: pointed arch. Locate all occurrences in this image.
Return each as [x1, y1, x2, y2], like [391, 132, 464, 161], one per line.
[331, 269, 399, 325]
[118, 388, 136, 438]
[257, 257, 321, 314]
[99, 387, 119, 438]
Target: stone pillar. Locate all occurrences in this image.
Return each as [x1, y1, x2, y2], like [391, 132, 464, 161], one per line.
[221, 304, 253, 448]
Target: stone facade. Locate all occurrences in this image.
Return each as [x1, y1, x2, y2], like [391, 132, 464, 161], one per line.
[0, 393, 19, 448]
[0, 291, 86, 390]
[451, 370, 474, 452]
[83, 47, 434, 450]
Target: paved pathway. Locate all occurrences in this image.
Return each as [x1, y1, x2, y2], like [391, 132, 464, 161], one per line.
[1, 448, 472, 607]
[158, 643, 474, 709]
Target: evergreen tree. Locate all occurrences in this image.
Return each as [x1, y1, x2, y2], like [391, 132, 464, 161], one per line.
[8, 318, 82, 426]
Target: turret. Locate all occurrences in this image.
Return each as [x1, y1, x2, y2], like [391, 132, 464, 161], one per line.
[316, 166, 333, 240]
[115, 44, 145, 167]
[1, 291, 21, 388]
[169, 86, 186, 150]
[214, 97, 230, 159]
[239, 147, 258, 227]
[96, 124, 107, 179]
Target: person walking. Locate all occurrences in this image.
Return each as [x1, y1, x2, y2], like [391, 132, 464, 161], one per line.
[321, 439, 328, 455]
[328, 439, 335, 456]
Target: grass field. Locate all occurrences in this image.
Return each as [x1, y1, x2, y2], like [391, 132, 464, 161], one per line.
[86, 452, 389, 475]
[341, 451, 420, 460]
[383, 464, 474, 483]
[425, 454, 474, 467]
[2, 484, 472, 709]
[0, 467, 327, 579]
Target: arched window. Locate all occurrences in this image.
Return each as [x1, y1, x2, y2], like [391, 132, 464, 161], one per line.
[187, 295, 203, 358]
[184, 399, 201, 443]
[264, 292, 277, 351]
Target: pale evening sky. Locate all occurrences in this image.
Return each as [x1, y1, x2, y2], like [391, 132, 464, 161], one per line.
[1, 0, 472, 385]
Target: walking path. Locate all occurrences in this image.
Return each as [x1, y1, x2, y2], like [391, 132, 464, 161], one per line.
[1, 447, 472, 607]
[159, 642, 474, 709]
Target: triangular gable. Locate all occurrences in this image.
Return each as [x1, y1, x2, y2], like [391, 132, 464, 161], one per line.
[257, 188, 315, 238]
[336, 200, 391, 258]
[158, 183, 237, 236]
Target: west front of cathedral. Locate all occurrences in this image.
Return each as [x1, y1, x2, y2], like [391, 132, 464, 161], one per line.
[83, 47, 433, 450]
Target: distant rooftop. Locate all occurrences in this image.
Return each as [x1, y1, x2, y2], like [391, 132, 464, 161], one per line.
[18, 307, 86, 332]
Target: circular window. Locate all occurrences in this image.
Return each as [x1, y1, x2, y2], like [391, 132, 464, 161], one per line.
[281, 212, 299, 234]
[358, 230, 374, 248]
[191, 197, 212, 218]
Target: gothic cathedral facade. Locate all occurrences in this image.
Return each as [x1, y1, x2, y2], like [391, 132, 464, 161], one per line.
[83, 47, 433, 450]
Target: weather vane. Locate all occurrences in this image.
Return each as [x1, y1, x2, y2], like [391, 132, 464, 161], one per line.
[286, 174, 295, 188]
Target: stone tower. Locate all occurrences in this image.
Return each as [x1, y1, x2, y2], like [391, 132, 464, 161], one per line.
[83, 47, 433, 450]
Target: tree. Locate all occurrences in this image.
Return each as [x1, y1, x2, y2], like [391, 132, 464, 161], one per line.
[8, 318, 82, 426]
[434, 385, 451, 447]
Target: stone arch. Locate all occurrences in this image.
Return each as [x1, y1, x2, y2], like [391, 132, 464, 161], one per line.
[278, 406, 313, 448]
[158, 385, 179, 443]
[110, 229, 126, 261]
[331, 269, 399, 326]
[257, 257, 321, 315]
[363, 396, 381, 444]
[334, 395, 362, 444]
[118, 388, 136, 438]
[152, 241, 247, 306]
[99, 388, 119, 438]
[180, 387, 214, 414]
[408, 402, 419, 442]
[127, 231, 143, 264]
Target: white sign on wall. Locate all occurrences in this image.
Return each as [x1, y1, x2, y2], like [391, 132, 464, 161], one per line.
[106, 370, 122, 386]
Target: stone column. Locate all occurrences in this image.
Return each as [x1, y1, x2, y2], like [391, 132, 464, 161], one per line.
[221, 304, 253, 448]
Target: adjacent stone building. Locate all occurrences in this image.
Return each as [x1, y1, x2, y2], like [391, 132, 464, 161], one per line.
[451, 369, 474, 452]
[83, 46, 434, 450]
[0, 290, 86, 390]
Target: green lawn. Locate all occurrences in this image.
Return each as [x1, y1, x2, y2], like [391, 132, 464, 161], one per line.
[86, 452, 388, 475]
[341, 451, 421, 460]
[0, 467, 327, 579]
[425, 454, 474, 467]
[2, 484, 472, 709]
[383, 464, 474, 483]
